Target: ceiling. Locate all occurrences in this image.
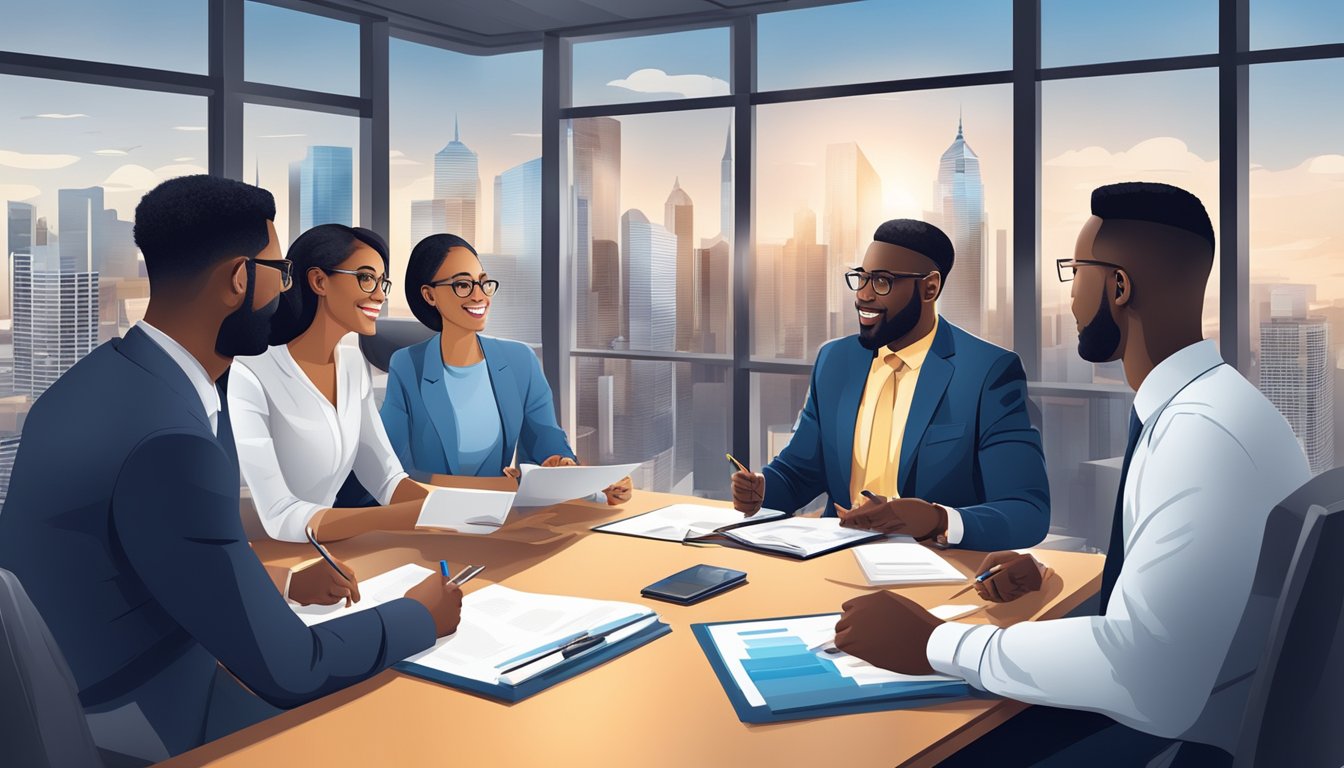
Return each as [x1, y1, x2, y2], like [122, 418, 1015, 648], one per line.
[309, 0, 856, 51]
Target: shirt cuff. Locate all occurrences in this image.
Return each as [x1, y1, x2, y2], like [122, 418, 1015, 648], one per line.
[937, 505, 965, 545]
[927, 622, 1000, 690]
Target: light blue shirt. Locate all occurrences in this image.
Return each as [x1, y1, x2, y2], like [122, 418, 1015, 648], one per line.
[442, 360, 504, 476]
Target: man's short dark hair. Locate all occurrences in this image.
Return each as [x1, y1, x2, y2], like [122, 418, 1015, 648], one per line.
[872, 219, 955, 282]
[133, 175, 276, 286]
[1091, 182, 1214, 254]
[405, 233, 479, 332]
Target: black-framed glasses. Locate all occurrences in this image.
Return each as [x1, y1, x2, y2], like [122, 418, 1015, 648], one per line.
[428, 277, 499, 298]
[1056, 258, 1123, 283]
[844, 269, 930, 296]
[253, 258, 293, 289]
[324, 267, 392, 295]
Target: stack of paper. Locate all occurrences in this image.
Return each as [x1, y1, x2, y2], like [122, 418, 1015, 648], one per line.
[852, 541, 969, 585]
[416, 487, 517, 534]
[292, 564, 662, 687]
[595, 503, 787, 542]
[718, 517, 880, 558]
[512, 462, 641, 508]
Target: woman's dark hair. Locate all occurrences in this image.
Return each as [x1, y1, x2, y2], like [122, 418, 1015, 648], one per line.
[269, 224, 391, 345]
[405, 233, 479, 332]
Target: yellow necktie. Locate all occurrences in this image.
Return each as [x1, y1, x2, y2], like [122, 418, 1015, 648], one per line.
[860, 353, 906, 500]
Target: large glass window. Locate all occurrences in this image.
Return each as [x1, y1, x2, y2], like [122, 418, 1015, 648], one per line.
[571, 28, 730, 108]
[0, 0, 207, 74]
[244, 1, 361, 95]
[757, 0, 1011, 91]
[388, 40, 542, 349]
[244, 104, 360, 248]
[1250, 59, 1344, 475]
[1041, 0, 1217, 67]
[753, 87, 1014, 364]
[1251, 0, 1344, 50]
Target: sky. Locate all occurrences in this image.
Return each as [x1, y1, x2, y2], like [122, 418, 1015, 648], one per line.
[1, 0, 1341, 330]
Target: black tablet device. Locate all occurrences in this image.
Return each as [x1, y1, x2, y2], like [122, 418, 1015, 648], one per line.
[640, 564, 747, 605]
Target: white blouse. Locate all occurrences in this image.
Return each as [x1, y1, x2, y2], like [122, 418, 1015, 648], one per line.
[228, 344, 409, 542]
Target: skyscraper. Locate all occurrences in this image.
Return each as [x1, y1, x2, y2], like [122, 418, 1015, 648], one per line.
[431, 116, 479, 244]
[300, 146, 353, 231]
[571, 117, 622, 349]
[58, 187, 100, 273]
[488, 157, 542, 345]
[783, 206, 830, 361]
[6, 202, 36, 320]
[410, 200, 452, 244]
[1259, 285, 1334, 474]
[12, 246, 98, 399]
[288, 160, 303, 244]
[824, 143, 882, 339]
[622, 210, 676, 352]
[664, 179, 696, 351]
[720, 126, 732, 244]
[934, 117, 987, 338]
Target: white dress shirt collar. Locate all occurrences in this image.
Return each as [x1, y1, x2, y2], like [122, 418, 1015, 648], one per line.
[1132, 339, 1223, 424]
[134, 320, 221, 433]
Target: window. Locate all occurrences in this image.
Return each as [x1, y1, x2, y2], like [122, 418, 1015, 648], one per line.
[0, 0, 207, 73]
[1251, 0, 1344, 50]
[1041, 0, 1217, 67]
[571, 28, 730, 108]
[388, 39, 542, 349]
[753, 87, 1014, 364]
[244, 1, 360, 95]
[244, 104, 360, 248]
[1250, 59, 1344, 474]
[757, 0, 1010, 91]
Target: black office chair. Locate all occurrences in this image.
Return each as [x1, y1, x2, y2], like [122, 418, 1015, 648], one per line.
[1233, 466, 1344, 768]
[0, 568, 104, 767]
[357, 316, 435, 373]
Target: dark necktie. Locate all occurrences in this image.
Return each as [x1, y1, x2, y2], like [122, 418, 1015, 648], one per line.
[215, 369, 237, 470]
[1098, 408, 1143, 614]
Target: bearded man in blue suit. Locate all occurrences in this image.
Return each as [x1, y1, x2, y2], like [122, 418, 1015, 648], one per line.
[732, 219, 1049, 551]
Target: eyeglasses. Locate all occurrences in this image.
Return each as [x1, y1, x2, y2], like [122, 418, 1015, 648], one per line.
[252, 258, 293, 289]
[844, 270, 930, 296]
[428, 277, 499, 298]
[1055, 258, 1123, 283]
[324, 267, 392, 295]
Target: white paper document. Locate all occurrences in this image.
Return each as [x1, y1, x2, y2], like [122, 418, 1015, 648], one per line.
[804, 604, 982, 654]
[416, 487, 518, 534]
[293, 564, 660, 687]
[719, 517, 879, 558]
[595, 503, 787, 542]
[852, 540, 969, 586]
[512, 462, 641, 507]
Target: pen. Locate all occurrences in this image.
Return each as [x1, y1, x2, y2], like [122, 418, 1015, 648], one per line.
[860, 490, 880, 502]
[440, 559, 451, 579]
[725, 453, 750, 474]
[498, 613, 653, 675]
[949, 564, 1003, 599]
[449, 565, 484, 587]
[304, 526, 349, 581]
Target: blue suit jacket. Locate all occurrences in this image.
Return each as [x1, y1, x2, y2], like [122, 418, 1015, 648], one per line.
[763, 320, 1050, 551]
[381, 334, 574, 480]
[0, 327, 435, 757]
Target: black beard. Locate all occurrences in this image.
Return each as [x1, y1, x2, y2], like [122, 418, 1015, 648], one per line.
[858, 289, 925, 351]
[1077, 291, 1122, 363]
[215, 262, 281, 358]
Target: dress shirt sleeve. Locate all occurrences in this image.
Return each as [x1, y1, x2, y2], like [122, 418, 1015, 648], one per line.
[928, 410, 1266, 739]
[227, 363, 326, 543]
[351, 358, 409, 504]
[940, 505, 965, 545]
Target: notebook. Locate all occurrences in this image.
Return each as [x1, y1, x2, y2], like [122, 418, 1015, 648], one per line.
[852, 540, 969, 585]
[594, 503, 787, 542]
[596, 505, 880, 559]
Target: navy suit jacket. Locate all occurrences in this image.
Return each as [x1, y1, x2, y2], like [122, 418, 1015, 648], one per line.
[763, 320, 1050, 551]
[0, 327, 435, 757]
[381, 334, 574, 480]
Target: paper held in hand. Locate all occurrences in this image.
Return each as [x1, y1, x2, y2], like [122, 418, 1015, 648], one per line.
[416, 487, 518, 534]
[512, 462, 641, 508]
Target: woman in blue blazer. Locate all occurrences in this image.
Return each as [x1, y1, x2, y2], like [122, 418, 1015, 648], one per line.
[381, 234, 631, 504]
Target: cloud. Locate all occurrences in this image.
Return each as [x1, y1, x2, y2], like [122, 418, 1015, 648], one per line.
[172, 156, 195, 162]
[99, 162, 207, 192]
[606, 68, 729, 98]
[0, 184, 41, 201]
[1045, 137, 1209, 174]
[93, 145, 141, 156]
[260, 133, 305, 139]
[21, 113, 87, 120]
[0, 149, 80, 170]
[1308, 154, 1344, 174]
[172, 125, 206, 132]
[512, 132, 542, 138]
[154, 162, 207, 179]
[389, 149, 420, 166]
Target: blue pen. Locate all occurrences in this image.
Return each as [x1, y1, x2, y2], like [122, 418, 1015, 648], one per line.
[950, 563, 1004, 598]
[440, 560, 451, 579]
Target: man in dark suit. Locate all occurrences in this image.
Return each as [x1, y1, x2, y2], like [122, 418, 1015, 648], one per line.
[732, 219, 1049, 551]
[0, 175, 462, 762]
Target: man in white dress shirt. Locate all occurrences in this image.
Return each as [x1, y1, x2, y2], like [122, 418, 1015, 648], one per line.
[831, 182, 1311, 765]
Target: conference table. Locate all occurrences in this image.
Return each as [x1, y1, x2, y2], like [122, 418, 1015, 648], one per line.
[162, 486, 1102, 768]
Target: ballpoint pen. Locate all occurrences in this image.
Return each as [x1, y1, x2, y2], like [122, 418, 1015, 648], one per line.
[304, 526, 349, 581]
[449, 565, 484, 587]
[497, 613, 653, 675]
[949, 564, 1004, 599]
[440, 560, 451, 580]
[725, 453, 750, 474]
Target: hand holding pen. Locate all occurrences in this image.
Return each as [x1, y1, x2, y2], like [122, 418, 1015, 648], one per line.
[952, 551, 1050, 603]
[727, 453, 766, 516]
[300, 526, 360, 607]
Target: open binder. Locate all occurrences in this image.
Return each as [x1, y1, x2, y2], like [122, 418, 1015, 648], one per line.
[596, 503, 882, 559]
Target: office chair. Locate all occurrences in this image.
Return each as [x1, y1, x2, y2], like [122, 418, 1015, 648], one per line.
[0, 568, 104, 768]
[357, 316, 436, 373]
[1233, 467, 1344, 768]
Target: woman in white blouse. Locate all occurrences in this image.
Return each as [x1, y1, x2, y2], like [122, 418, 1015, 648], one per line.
[230, 224, 429, 543]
